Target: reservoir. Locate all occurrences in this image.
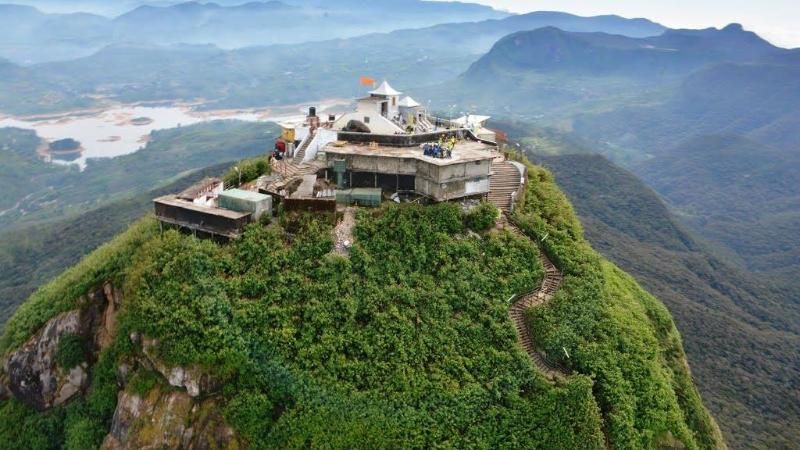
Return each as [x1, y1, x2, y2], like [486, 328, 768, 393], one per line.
[0, 100, 348, 168]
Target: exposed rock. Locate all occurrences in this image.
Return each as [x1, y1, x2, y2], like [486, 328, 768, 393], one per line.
[116, 361, 134, 387]
[95, 283, 122, 351]
[6, 309, 86, 410]
[55, 365, 88, 405]
[101, 385, 192, 450]
[101, 384, 242, 450]
[4, 284, 118, 410]
[183, 397, 242, 450]
[140, 338, 217, 398]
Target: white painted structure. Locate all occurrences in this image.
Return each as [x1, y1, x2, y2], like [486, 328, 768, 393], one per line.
[332, 80, 406, 134]
[177, 178, 224, 207]
[300, 127, 338, 162]
[453, 114, 496, 143]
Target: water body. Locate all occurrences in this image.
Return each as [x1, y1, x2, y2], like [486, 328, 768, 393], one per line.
[0, 100, 347, 168]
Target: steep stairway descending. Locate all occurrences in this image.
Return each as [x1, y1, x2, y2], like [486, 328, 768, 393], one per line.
[489, 161, 523, 212]
[293, 129, 316, 163]
[417, 116, 434, 132]
[501, 219, 569, 381]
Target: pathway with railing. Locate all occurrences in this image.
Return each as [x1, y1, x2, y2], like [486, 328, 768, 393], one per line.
[501, 219, 569, 381]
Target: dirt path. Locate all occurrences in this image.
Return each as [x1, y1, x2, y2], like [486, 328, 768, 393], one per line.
[333, 207, 356, 256]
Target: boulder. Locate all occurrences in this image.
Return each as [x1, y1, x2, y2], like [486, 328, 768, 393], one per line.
[5, 310, 87, 410]
[140, 338, 218, 398]
[101, 384, 242, 450]
[4, 284, 117, 410]
[101, 385, 192, 450]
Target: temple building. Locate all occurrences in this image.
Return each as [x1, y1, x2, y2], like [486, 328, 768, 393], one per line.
[155, 80, 525, 239]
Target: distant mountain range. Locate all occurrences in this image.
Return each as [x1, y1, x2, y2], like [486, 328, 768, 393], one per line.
[0, 9, 671, 114]
[0, 0, 509, 63]
[463, 24, 782, 80]
[0, 2, 672, 65]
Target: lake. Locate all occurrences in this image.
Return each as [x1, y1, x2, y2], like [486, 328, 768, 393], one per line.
[0, 100, 348, 168]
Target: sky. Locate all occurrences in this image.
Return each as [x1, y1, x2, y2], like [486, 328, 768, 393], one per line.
[452, 0, 800, 48]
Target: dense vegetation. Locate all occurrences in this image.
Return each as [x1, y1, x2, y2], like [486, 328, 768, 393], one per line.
[532, 152, 800, 448]
[223, 156, 271, 188]
[0, 152, 723, 448]
[0, 161, 237, 327]
[508, 160, 723, 449]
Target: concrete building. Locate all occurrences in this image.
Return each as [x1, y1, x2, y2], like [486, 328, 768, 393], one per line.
[325, 139, 495, 202]
[266, 80, 504, 204]
[176, 177, 224, 207]
[154, 180, 272, 240]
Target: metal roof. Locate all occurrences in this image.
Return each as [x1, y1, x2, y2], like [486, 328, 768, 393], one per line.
[219, 189, 270, 202]
[453, 115, 491, 126]
[176, 177, 222, 200]
[398, 96, 421, 108]
[369, 80, 402, 96]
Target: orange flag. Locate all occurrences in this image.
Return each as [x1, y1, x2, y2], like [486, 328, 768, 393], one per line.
[360, 76, 375, 86]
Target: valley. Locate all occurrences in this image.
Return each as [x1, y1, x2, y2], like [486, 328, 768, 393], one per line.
[0, 99, 348, 167]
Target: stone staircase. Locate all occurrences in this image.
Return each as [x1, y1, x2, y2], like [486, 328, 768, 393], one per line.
[503, 219, 569, 382]
[293, 129, 316, 163]
[417, 116, 434, 132]
[488, 161, 522, 212]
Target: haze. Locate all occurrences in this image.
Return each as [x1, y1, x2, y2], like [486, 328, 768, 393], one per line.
[451, 0, 800, 47]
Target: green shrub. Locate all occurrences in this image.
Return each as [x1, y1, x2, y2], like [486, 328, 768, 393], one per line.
[0, 156, 722, 449]
[513, 162, 724, 449]
[0, 218, 158, 356]
[464, 201, 498, 232]
[127, 369, 159, 397]
[224, 157, 271, 187]
[224, 391, 275, 442]
[55, 334, 86, 370]
[0, 399, 65, 450]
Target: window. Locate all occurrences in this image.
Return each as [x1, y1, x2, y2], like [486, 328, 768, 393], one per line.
[364, 116, 370, 124]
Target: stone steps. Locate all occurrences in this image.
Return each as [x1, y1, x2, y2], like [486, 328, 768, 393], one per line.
[502, 217, 570, 382]
[489, 161, 523, 212]
[293, 130, 316, 162]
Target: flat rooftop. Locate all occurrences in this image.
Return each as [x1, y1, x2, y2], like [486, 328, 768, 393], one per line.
[220, 188, 270, 202]
[154, 195, 252, 220]
[325, 140, 496, 166]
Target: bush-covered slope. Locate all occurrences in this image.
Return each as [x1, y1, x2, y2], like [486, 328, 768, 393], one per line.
[0, 160, 237, 328]
[0, 158, 723, 449]
[532, 153, 800, 448]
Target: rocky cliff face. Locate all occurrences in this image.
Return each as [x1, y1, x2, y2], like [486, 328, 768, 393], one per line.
[0, 281, 242, 449]
[101, 385, 240, 450]
[2, 283, 118, 410]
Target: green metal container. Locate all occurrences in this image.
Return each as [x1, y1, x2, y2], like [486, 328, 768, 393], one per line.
[335, 188, 382, 207]
[218, 189, 272, 220]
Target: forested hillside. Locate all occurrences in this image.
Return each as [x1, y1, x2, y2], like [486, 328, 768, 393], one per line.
[0, 155, 722, 449]
[533, 152, 800, 448]
[0, 161, 235, 328]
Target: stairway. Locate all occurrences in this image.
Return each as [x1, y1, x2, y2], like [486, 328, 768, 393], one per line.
[293, 129, 316, 162]
[503, 220, 568, 381]
[488, 161, 522, 212]
[417, 116, 434, 132]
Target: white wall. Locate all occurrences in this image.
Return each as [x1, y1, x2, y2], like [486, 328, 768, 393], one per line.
[332, 112, 403, 135]
[303, 128, 338, 162]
